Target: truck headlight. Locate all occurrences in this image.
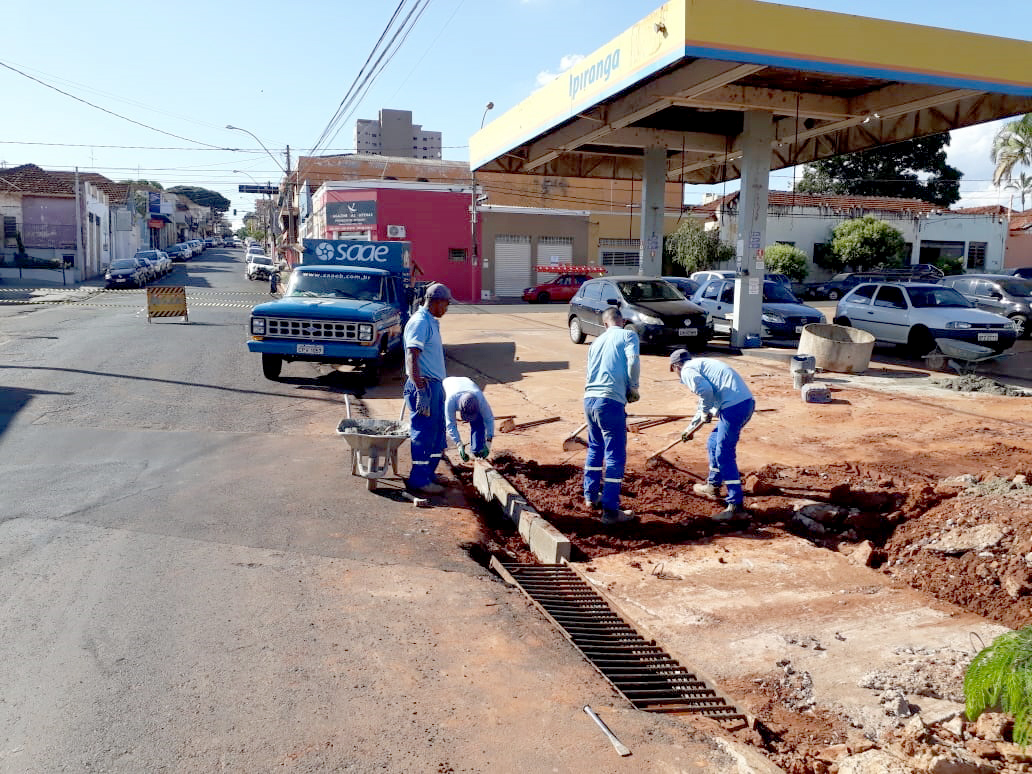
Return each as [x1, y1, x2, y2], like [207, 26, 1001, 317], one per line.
[358, 324, 374, 342]
[251, 317, 266, 335]
[945, 321, 972, 329]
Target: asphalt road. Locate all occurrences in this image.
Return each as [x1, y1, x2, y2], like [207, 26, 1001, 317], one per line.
[0, 250, 749, 773]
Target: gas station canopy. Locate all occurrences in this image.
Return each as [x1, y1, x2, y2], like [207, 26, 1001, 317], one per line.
[470, 0, 1032, 184]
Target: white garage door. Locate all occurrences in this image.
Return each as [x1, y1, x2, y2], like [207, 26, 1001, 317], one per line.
[494, 235, 532, 297]
[535, 236, 573, 282]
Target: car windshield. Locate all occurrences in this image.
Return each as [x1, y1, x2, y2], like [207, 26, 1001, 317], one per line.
[830, 274, 851, 282]
[762, 282, 798, 303]
[250, 256, 274, 266]
[906, 286, 972, 308]
[999, 280, 1032, 297]
[616, 280, 683, 302]
[288, 271, 384, 301]
[110, 260, 135, 269]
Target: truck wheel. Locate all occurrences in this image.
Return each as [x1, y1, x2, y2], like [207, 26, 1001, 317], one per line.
[262, 354, 283, 380]
[569, 316, 586, 344]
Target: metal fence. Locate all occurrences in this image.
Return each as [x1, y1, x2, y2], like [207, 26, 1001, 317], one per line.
[21, 223, 77, 249]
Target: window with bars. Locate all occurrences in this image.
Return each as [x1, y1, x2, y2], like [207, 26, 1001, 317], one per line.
[449, 248, 467, 263]
[600, 238, 640, 268]
[967, 242, 987, 270]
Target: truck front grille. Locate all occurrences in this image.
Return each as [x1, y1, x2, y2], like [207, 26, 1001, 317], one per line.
[265, 318, 362, 341]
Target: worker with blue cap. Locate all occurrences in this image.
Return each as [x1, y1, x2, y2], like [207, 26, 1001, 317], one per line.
[403, 282, 451, 496]
[582, 307, 640, 525]
[443, 375, 494, 461]
[669, 349, 755, 521]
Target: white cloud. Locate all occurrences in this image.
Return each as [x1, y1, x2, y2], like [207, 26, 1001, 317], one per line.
[535, 53, 584, 88]
[947, 118, 1027, 209]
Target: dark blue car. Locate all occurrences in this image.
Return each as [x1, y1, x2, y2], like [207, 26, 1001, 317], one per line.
[691, 278, 824, 339]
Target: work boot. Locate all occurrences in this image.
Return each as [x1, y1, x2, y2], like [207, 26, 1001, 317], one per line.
[693, 482, 722, 500]
[713, 503, 748, 522]
[601, 508, 636, 525]
[583, 497, 601, 511]
[409, 481, 444, 496]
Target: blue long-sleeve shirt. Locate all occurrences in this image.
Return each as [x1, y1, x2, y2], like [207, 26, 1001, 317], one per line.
[403, 307, 446, 381]
[678, 358, 753, 415]
[584, 327, 640, 404]
[443, 376, 495, 445]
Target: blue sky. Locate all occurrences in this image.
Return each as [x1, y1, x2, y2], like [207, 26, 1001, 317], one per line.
[1, 0, 1029, 227]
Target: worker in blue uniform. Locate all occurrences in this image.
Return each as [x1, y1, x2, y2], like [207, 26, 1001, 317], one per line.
[403, 283, 451, 496]
[443, 375, 494, 461]
[669, 349, 755, 521]
[582, 307, 640, 525]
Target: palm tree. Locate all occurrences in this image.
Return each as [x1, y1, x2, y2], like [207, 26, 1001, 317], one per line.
[992, 114, 1032, 187]
[1005, 172, 1032, 211]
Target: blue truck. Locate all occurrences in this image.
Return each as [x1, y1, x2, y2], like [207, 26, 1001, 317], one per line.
[247, 239, 414, 382]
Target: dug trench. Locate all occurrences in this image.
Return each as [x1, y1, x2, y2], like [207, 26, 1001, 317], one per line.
[450, 449, 1032, 774]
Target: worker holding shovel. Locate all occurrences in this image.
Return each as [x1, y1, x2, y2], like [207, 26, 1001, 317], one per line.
[668, 349, 755, 522]
[582, 307, 640, 525]
[443, 376, 494, 461]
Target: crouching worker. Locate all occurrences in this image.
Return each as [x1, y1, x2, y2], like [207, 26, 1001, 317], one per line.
[669, 349, 755, 522]
[443, 376, 494, 461]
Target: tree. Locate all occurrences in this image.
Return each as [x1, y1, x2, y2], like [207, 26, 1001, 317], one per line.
[120, 179, 164, 190]
[991, 114, 1032, 188]
[965, 626, 1032, 747]
[830, 216, 906, 272]
[763, 244, 809, 282]
[1005, 172, 1032, 211]
[663, 218, 735, 275]
[167, 186, 231, 214]
[794, 134, 962, 207]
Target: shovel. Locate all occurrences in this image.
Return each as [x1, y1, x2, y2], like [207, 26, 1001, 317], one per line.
[645, 416, 705, 466]
[561, 422, 589, 451]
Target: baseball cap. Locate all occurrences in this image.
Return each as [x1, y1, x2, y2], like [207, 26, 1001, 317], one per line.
[457, 392, 481, 422]
[669, 349, 692, 369]
[425, 283, 452, 302]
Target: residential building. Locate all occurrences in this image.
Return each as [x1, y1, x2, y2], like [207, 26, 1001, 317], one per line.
[1006, 211, 1032, 270]
[355, 109, 442, 160]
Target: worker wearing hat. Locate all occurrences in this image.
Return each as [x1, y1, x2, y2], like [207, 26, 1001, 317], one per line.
[443, 376, 494, 461]
[582, 307, 640, 525]
[403, 282, 452, 495]
[669, 349, 755, 521]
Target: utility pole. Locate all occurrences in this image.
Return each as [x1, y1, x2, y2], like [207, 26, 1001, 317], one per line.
[74, 167, 83, 283]
[285, 145, 295, 264]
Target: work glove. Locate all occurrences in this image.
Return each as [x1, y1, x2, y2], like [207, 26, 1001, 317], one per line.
[681, 425, 696, 443]
[474, 442, 491, 459]
[413, 387, 432, 417]
[704, 407, 716, 423]
[626, 387, 640, 403]
[458, 443, 470, 462]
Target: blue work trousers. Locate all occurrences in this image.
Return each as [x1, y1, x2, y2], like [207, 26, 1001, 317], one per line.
[583, 397, 627, 511]
[468, 416, 487, 454]
[705, 398, 755, 506]
[405, 378, 445, 488]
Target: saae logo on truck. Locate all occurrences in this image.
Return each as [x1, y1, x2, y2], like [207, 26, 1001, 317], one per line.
[314, 242, 390, 263]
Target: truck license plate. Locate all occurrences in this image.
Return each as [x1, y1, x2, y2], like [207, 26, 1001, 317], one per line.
[296, 343, 324, 354]
[677, 328, 697, 336]
[977, 332, 997, 342]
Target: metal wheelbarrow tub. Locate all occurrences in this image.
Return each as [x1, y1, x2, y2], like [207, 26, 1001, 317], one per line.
[925, 338, 1007, 375]
[336, 418, 410, 491]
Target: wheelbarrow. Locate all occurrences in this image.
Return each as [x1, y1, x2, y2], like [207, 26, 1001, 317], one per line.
[336, 395, 410, 491]
[924, 337, 1010, 375]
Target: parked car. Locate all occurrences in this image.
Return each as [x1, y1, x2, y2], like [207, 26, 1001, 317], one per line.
[690, 269, 736, 283]
[940, 273, 1032, 338]
[834, 282, 1018, 355]
[1011, 267, 1032, 280]
[521, 273, 595, 303]
[132, 250, 165, 282]
[567, 276, 712, 350]
[203, 237, 215, 249]
[661, 276, 700, 299]
[806, 265, 944, 300]
[691, 278, 824, 339]
[105, 258, 146, 288]
[166, 243, 190, 261]
[246, 254, 278, 280]
[188, 239, 203, 256]
[150, 250, 173, 277]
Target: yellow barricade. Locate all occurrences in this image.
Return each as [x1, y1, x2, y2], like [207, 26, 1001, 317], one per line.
[146, 286, 188, 322]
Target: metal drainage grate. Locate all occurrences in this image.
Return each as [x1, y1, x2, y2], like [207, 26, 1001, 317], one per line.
[495, 561, 747, 725]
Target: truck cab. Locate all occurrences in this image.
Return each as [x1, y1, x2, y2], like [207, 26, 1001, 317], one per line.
[247, 239, 413, 382]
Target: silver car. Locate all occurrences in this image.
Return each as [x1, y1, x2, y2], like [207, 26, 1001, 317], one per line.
[940, 274, 1032, 339]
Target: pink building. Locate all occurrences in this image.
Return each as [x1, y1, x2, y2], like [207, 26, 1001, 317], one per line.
[304, 181, 477, 302]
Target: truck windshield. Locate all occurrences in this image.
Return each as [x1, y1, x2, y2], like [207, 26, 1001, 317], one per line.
[288, 271, 385, 301]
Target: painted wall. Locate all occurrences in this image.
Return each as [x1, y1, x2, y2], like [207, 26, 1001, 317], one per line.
[479, 210, 590, 297]
[1006, 230, 1032, 269]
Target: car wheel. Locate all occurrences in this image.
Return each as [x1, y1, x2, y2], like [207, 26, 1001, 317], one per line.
[1010, 314, 1029, 339]
[536, 291, 550, 303]
[569, 316, 586, 344]
[262, 354, 283, 380]
[833, 316, 851, 327]
[907, 326, 936, 357]
[827, 289, 840, 301]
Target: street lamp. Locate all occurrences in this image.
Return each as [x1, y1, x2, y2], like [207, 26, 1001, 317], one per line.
[227, 125, 295, 262]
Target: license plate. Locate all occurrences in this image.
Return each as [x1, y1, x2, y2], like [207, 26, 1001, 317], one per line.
[977, 332, 998, 342]
[296, 343, 324, 354]
[795, 325, 804, 333]
[677, 328, 697, 336]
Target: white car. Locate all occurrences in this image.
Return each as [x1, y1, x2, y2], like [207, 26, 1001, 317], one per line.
[246, 254, 277, 280]
[834, 282, 1018, 356]
[690, 270, 737, 283]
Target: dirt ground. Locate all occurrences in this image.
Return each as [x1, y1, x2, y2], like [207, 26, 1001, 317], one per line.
[433, 308, 1032, 773]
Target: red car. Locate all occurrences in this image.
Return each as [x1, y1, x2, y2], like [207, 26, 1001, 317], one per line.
[522, 273, 595, 303]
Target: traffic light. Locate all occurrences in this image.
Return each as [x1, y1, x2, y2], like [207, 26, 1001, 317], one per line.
[233, 209, 237, 215]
